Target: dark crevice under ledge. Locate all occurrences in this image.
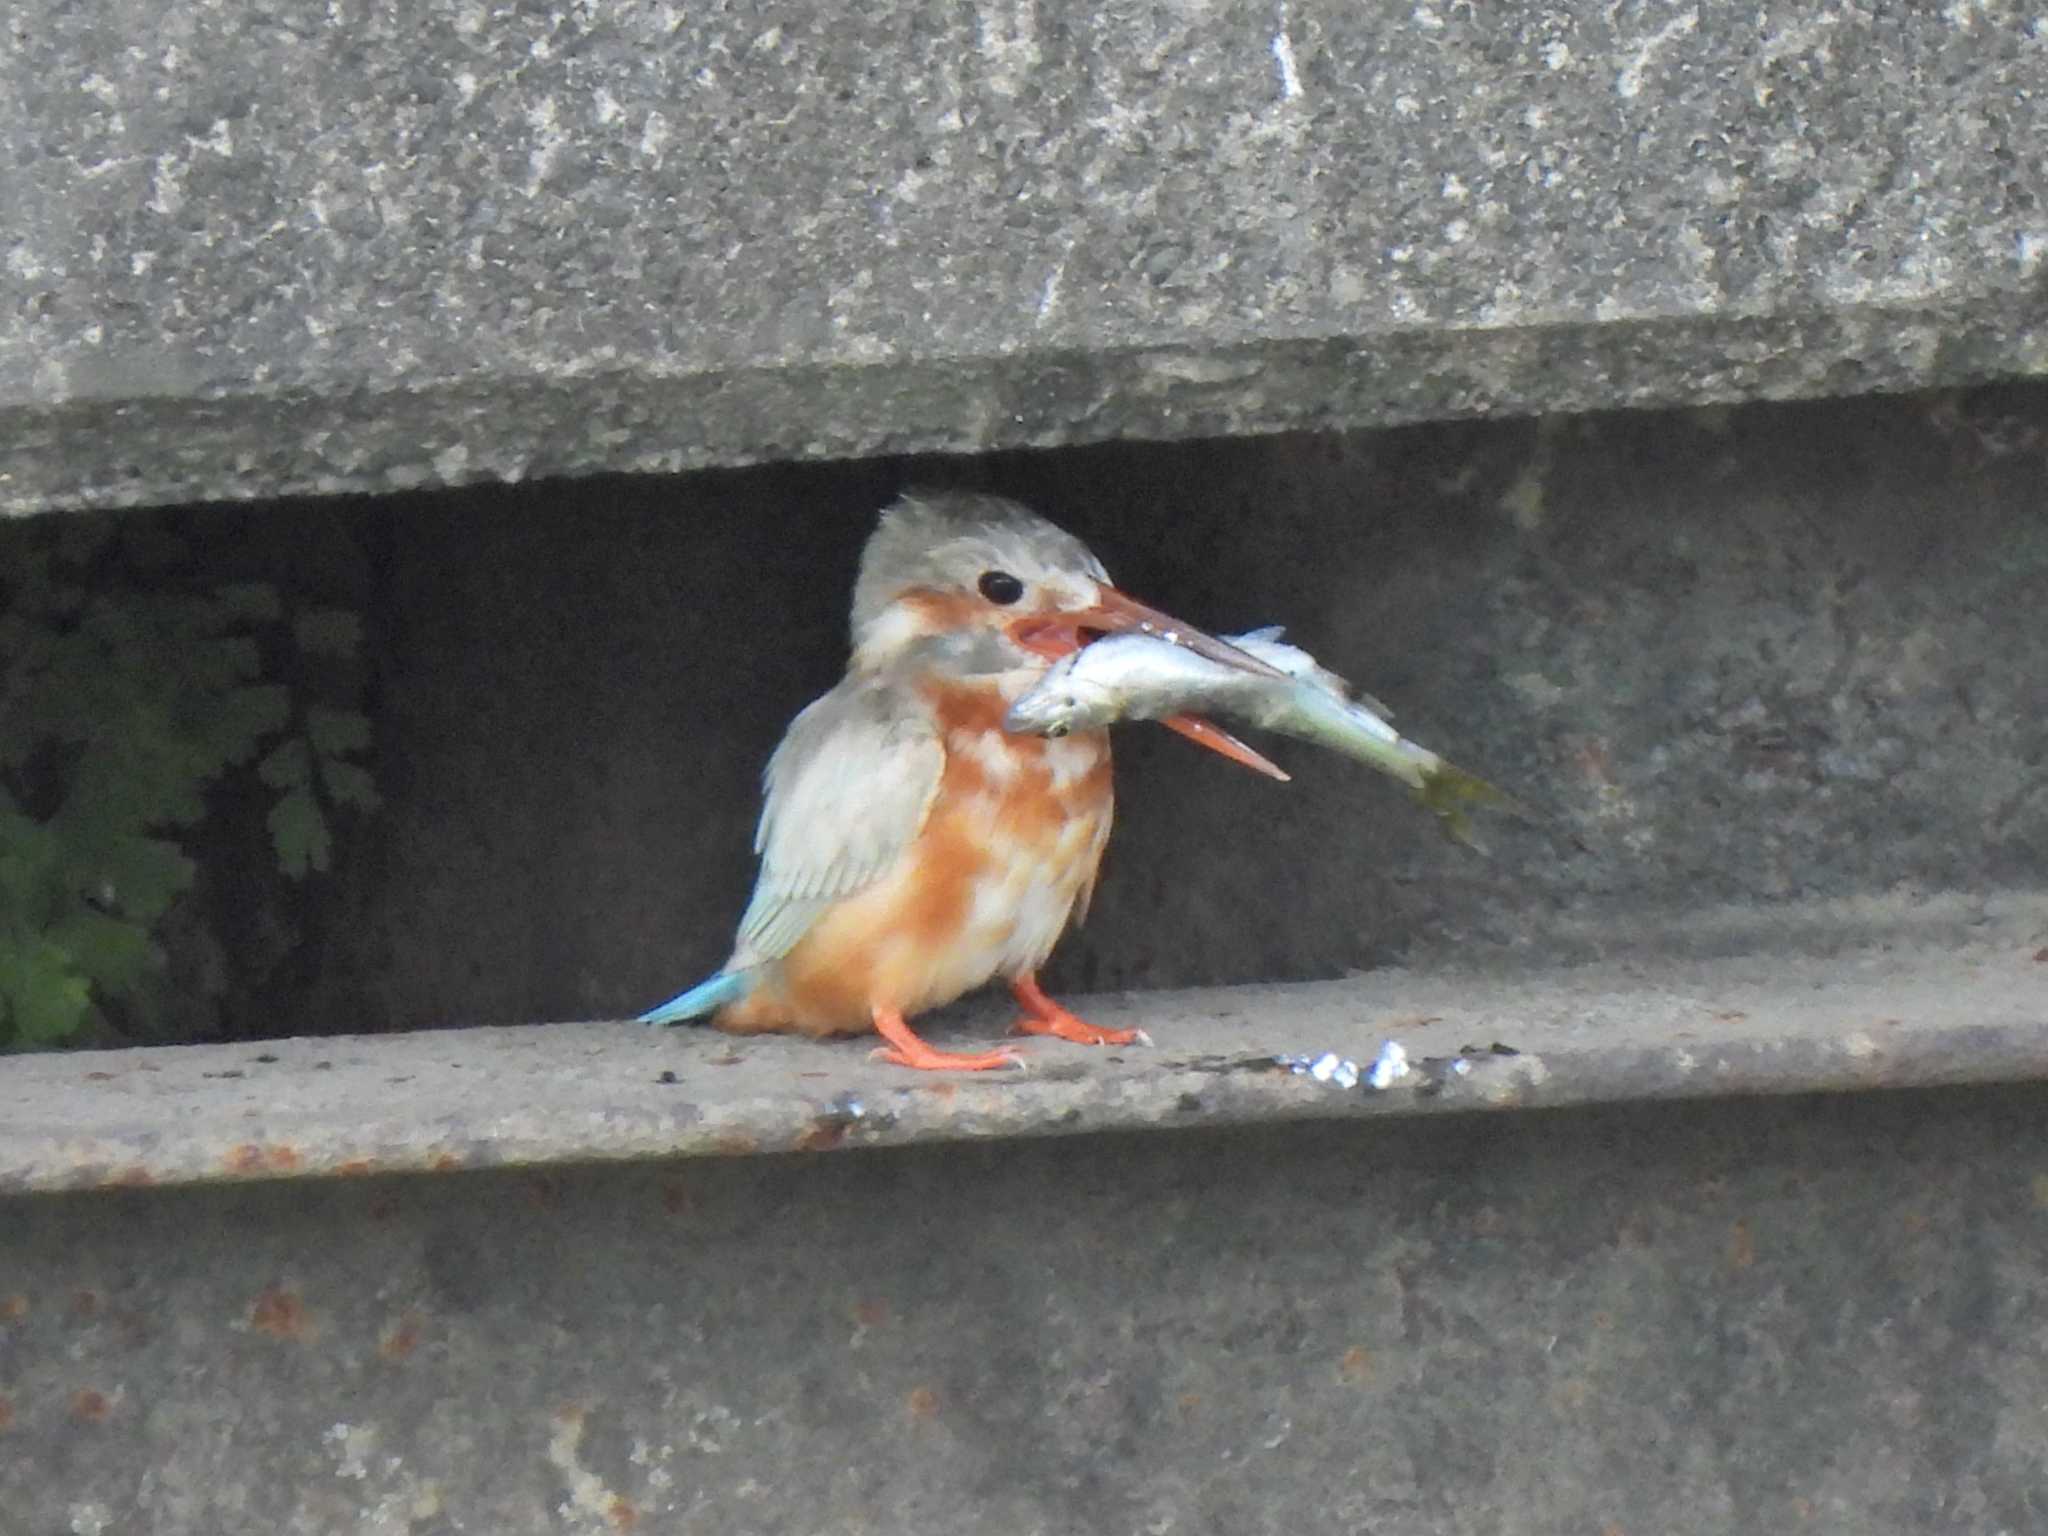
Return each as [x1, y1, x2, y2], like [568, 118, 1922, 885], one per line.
[3, 896, 2045, 1196]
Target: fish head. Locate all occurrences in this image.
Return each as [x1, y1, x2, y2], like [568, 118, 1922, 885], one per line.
[1002, 653, 1117, 738]
[1006, 640, 1291, 780]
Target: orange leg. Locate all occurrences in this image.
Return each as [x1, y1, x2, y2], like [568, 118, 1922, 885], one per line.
[870, 1007, 1021, 1072]
[1008, 973, 1150, 1048]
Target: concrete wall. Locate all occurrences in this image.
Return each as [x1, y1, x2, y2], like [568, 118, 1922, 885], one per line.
[10, 1085, 2048, 1533]
[9, 4, 2048, 1530]
[8, 1, 2047, 513]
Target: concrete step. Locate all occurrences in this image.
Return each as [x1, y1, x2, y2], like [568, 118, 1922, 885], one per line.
[5, 900, 2046, 1532]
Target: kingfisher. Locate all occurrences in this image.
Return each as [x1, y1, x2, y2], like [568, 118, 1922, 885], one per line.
[636, 489, 1284, 1071]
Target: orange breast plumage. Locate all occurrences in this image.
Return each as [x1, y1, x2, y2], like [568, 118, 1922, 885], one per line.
[717, 679, 1112, 1037]
[921, 678, 1115, 973]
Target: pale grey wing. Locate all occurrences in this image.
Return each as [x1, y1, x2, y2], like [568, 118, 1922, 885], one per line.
[729, 680, 945, 965]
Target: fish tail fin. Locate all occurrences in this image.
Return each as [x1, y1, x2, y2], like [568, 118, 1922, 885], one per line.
[637, 969, 752, 1027]
[1413, 759, 1532, 854]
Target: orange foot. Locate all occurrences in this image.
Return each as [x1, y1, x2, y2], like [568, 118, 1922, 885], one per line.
[1008, 973, 1151, 1048]
[870, 1008, 1021, 1072]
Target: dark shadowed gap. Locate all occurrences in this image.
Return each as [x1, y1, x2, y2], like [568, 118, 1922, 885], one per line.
[6, 382, 2045, 1044]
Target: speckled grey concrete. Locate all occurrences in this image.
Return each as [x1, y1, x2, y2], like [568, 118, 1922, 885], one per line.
[3, 896, 2046, 1197]
[7, 2, 2048, 513]
[8, 1082, 2048, 1534]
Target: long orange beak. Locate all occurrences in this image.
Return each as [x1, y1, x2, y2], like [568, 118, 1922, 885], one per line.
[1158, 715, 1292, 781]
[1009, 586, 1287, 674]
[1009, 586, 1292, 782]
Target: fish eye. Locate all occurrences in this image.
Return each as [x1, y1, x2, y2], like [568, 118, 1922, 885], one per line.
[978, 570, 1025, 605]
[1045, 722, 1070, 739]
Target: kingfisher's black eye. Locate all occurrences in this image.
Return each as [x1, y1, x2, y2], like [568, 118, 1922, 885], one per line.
[978, 570, 1025, 605]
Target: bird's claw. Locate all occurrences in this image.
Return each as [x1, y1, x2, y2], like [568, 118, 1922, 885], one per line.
[1008, 1014, 1148, 1048]
[1006, 974, 1149, 1049]
[866, 1043, 1026, 1073]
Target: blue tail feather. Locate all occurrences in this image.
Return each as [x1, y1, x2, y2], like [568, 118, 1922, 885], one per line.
[637, 969, 752, 1027]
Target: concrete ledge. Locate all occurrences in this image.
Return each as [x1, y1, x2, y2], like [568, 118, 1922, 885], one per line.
[13, 302, 2045, 515]
[8, 1, 2047, 512]
[7, 902, 2044, 1195]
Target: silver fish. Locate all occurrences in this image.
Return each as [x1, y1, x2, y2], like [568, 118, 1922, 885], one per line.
[1005, 627, 1520, 846]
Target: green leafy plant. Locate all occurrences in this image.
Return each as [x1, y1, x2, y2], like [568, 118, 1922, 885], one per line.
[0, 515, 378, 1049]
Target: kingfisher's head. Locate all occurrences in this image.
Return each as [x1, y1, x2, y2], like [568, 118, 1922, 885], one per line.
[852, 490, 1262, 670]
[848, 489, 1287, 776]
